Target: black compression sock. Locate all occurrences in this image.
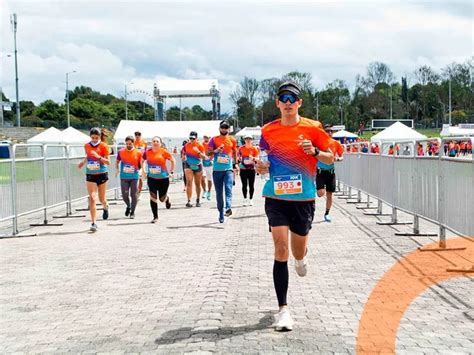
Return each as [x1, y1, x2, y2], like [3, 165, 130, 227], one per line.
[150, 200, 158, 218]
[325, 209, 330, 215]
[273, 260, 289, 307]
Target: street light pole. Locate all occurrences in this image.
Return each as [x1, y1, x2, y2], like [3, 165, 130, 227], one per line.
[11, 14, 20, 127]
[448, 79, 452, 125]
[125, 84, 128, 120]
[66, 70, 76, 127]
[390, 85, 393, 120]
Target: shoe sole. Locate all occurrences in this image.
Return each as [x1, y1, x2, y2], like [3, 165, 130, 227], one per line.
[275, 325, 293, 331]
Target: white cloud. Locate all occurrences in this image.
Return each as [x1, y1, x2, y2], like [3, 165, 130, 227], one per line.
[0, 0, 472, 113]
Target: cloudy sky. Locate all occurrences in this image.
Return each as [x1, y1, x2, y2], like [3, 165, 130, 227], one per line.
[0, 0, 472, 113]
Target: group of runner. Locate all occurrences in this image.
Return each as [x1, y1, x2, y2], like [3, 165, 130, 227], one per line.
[80, 81, 344, 332]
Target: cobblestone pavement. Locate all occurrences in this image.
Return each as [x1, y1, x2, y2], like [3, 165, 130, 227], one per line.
[1, 178, 472, 354]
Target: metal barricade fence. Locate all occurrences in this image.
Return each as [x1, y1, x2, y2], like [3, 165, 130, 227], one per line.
[336, 137, 474, 246]
[0, 143, 123, 237]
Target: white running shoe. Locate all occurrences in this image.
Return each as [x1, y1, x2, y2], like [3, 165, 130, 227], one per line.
[274, 309, 294, 331]
[249, 199, 254, 206]
[295, 257, 308, 277]
[243, 198, 248, 206]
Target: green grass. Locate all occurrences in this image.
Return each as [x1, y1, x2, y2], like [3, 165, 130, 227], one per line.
[0, 161, 70, 185]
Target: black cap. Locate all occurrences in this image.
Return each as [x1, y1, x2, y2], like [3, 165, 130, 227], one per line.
[277, 81, 302, 97]
[219, 120, 230, 128]
[189, 131, 198, 138]
[324, 124, 333, 131]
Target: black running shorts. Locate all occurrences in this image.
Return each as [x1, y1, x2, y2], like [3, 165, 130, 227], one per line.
[183, 161, 203, 173]
[316, 169, 336, 193]
[147, 177, 170, 199]
[86, 173, 108, 186]
[264, 197, 315, 236]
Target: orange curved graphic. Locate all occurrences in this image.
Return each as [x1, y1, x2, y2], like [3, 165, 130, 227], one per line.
[357, 237, 473, 354]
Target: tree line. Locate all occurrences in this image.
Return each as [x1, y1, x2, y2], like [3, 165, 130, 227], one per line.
[1, 58, 472, 131]
[1, 86, 214, 129]
[229, 59, 473, 131]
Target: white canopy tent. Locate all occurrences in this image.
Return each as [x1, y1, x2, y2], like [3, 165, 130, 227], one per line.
[235, 126, 262, 145]
[370, 122, 427, 143]
[27, 127, 64, 157]
[27, 127, 63, 144]
[440, 124, 474, 137]
[61, 127, 90, 157]
[332, 130, 358, 140]
[235, 126, 261, 137]
[370, 122, 427, 154]
[114, 120, 224, 151]
[27, 127, 91, 157]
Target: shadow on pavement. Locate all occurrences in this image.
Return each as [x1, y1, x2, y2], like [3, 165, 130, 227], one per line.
[107, 221, 155, 226]
[166, 222, 225, 230]
[36, 229, 92, 237]
[154, 312, 274, 346]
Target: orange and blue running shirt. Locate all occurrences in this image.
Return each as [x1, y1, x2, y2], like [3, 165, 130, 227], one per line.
[117, 148, 142, 179]
[202, 141, 213, 168]
[184, 141, 205, 170]
[259, 117, 331, 201]
[208, 135, 237, 171]
[317, 138, 343, 170]
[134, 140, 147, 154]
[143, 148, 173, 179]
[239, 145, 259, 170]
[84, 142, 109, 174]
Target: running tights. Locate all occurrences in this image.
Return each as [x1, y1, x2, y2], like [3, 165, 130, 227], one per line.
[273, 260, 288, 307]
[240, 169, 256, 199]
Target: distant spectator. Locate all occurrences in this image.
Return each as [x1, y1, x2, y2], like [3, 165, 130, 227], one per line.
[417, 143, 424, 156]
[448, 141, 456, 157]
[388, 145, 395, 155]
[370, 143, 380, 154]
[402, 146, 411, 156]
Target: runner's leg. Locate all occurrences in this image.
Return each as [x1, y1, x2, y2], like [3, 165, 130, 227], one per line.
[248, 170, 256, 200]
[87, 181, 98, 224]
[185, 169, 194, 204]
[240, 169, 248, 199]
[130, 179, 138, 214]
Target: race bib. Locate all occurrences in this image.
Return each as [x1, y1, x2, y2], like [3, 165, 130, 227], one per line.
[217, 154, 230, 164]
[273, 174, 303, 195]
[149, 165, 161, 174]
[123, 164, 135, 174]
[87, 161, 100, 171]
[243, 157, 254, 165]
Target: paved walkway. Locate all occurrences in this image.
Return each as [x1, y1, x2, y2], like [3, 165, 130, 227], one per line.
[1, 178, 472, 354]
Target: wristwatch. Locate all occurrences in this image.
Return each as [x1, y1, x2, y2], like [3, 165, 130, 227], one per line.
[313, 147, 320, 157]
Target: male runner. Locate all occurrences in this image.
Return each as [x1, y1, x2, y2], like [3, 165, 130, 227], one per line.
[208, 120, 238, 223]
[256, 81, 334, 331]
[134, 131, 147, 198]
[115, 135, 142, 219]
[316, 124, 344, 222]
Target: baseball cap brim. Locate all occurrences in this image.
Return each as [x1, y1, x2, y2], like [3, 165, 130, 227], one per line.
[277, 81, 302, 97]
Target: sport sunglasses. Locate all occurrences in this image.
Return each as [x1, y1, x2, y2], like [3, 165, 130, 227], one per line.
[278, 94, 299, 104]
